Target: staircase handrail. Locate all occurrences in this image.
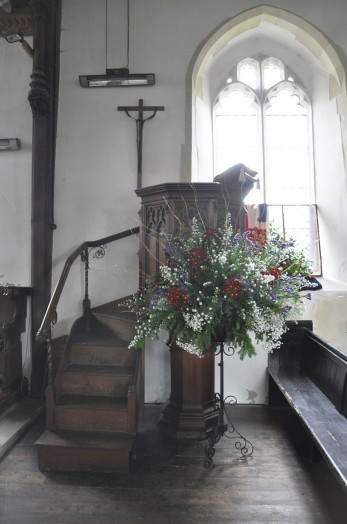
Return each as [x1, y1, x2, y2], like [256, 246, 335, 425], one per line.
[36, 226, 140, 342]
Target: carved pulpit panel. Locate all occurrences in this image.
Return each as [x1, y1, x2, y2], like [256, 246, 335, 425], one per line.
[136, 183, 221, 286]
[144, 203, 168, 279]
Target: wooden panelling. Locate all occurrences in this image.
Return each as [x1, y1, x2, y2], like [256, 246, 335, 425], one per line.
[302, 331, 347, 413]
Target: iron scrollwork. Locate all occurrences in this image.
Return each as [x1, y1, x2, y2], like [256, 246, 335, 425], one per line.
[204, 338, 254, 468]
[91, 245, 107, 259]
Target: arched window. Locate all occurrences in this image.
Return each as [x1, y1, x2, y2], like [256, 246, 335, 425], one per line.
[214, 56, 320, 273]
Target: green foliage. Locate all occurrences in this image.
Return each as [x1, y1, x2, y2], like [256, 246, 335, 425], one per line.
[124, 215, 313, 359]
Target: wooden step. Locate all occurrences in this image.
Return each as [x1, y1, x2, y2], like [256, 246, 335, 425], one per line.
[58, 364, 133, 397]
[92, 310, 136, 340]
[54, 395, 129, 432]
[68, 340, 136, 367]
[36, 429, 134, 473]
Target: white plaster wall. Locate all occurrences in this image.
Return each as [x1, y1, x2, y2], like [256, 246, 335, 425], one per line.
[0, 38, 32, 286]
[312, 72, 347, 283]
[0, 37, 33, 386]
[301, 278, 347, 354]
[52, 0, 181, 341]
[52, 0, 347, 403]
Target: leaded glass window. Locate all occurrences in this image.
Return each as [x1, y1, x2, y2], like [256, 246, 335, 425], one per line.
[214, 56, 320, 273]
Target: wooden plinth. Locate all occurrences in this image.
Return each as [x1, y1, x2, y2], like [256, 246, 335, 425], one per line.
[159, 346, 218, 439]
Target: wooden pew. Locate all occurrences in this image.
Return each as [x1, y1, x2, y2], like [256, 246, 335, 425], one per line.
[268, 321, 347, 493]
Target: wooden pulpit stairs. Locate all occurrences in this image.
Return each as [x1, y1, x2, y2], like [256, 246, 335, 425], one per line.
[36, 300, 142, 473]
[35, 227, 143, 473]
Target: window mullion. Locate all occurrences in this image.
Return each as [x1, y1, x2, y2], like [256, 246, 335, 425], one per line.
[259, 73, 266, 203]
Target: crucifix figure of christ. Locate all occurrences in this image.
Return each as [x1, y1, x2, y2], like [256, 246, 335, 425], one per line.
[118, 99, 165, 189]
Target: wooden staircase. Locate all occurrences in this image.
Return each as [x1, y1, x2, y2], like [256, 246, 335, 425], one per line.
[35, 299, 143, 473]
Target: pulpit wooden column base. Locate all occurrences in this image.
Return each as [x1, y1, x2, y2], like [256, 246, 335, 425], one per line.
[158, 347, 218, 439]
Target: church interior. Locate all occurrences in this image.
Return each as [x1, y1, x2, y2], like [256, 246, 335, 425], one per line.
[1, 0, 347, 522]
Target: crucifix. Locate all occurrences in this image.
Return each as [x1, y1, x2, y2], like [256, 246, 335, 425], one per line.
[118, 99, 165, 189]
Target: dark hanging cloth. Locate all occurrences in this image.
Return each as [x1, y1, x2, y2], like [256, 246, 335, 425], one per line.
[300, 276, 322, 291]
[257, 203, 267, 223]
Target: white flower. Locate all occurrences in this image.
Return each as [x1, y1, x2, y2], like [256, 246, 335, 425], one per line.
[183, 312, 204, 331]
[176, 339, 204, 357]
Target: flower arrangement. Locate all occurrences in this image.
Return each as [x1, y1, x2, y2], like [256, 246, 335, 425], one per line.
[124, 215, 312, 359]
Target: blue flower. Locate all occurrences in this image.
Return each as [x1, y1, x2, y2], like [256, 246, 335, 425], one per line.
[282, 305, 292, 314]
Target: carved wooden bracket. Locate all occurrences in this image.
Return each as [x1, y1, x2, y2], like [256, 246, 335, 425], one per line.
[28, 66, 50, 116]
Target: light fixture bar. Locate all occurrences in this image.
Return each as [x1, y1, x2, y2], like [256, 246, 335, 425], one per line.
[0, 138, 21, 151]
[79, 69, 155, 88]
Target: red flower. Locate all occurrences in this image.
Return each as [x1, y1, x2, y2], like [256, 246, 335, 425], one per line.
[204, 229, 216, 239]
[167, 287, 189, 310]
[188, 247, 207, 261]
[262, 267, 282, 283]
[269, 267, 282, 280]
[222, 277, 242, 298]
[246, 227, 267, 246]
[188, 247, 208, 271]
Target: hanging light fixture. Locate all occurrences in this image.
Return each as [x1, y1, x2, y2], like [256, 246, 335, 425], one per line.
[0, 138, 21, 150]
[5, 33, 33, 57]
[79, 68, 155, 87]
[79, 0, 155, 88]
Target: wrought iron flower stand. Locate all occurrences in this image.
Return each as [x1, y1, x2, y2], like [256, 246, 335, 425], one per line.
[204, 330, 254, 468]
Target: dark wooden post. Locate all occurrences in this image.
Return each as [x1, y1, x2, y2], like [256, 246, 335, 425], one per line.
[29, 0, 60, 398]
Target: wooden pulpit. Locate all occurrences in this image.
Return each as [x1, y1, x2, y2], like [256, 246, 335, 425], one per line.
[136, 183, 221, 437]
[136, 170, 257, 438]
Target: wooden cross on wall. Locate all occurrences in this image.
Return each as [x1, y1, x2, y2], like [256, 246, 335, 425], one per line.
[118, 99, 165, 189]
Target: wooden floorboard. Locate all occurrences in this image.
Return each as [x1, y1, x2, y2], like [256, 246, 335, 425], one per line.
[0, 405, 346, 523]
